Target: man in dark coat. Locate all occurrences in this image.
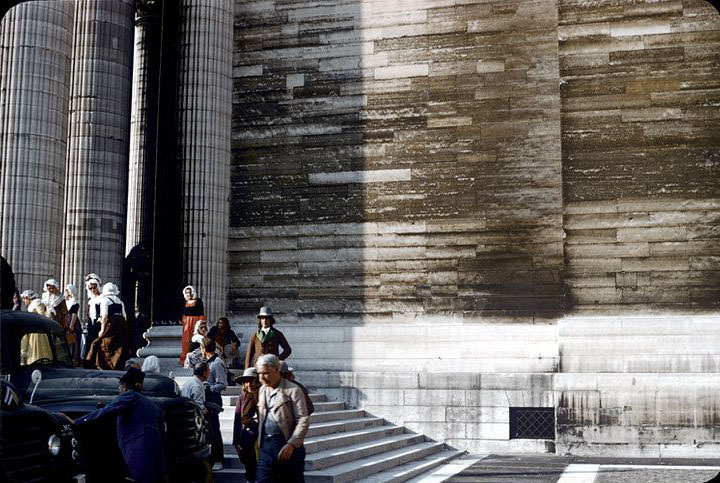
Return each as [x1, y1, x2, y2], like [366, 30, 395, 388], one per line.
[72, 367, 167, 483]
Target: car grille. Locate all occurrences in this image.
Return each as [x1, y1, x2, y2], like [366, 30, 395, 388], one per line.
[158, 397, 204, 456]
[1, 415, 52, 482]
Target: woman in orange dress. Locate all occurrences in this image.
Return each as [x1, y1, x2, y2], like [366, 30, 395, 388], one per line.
[179, 285, 206, 366]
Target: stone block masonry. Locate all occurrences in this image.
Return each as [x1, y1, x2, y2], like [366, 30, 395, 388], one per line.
[226, 0, 720, 457]
[231, 0, 720, 321]
[559, 0, 720, 309]
[231, 0, 565, 321]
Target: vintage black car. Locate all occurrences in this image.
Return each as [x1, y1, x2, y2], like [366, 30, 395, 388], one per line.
[0, 310, 210, 482]
[0, 379, 84, 482]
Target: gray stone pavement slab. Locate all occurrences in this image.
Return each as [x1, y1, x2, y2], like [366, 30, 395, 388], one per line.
[445, 455, 572, 482]
[596, 467, 718, 483]
[447, 455, 720, 483]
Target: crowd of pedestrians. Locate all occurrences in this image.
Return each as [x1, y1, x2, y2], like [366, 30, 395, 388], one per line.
[16, 273, 142, 370]
[17, 273, 308, 482]
[178, 304, 308, 483]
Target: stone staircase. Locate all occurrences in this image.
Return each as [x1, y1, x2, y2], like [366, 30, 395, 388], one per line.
[171, 375, 463, 483]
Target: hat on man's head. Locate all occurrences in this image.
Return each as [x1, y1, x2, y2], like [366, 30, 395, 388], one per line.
[235, 367, 258, 383]
[118, 367, 145, 387]
[257, 306, 273, 318]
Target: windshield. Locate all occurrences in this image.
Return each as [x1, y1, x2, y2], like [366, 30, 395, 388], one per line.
[53, 333, 73, 367]
[20, 331, 54, 365]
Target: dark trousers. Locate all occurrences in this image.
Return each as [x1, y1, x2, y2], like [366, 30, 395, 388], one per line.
[257, 434, 305, 483]
[206, 391, 224, 465]
[236, 442, 257, 482]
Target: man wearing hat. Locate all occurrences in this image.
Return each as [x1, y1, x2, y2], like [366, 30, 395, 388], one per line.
[244, 306, 293, 369]
[72, 367, 167, 483]
[233, 367, 260, 482]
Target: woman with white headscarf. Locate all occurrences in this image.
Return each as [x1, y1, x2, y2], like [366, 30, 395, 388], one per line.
[19, 290, 53, 365]
[42, 278, 68, 328]
[85, 282, 129, 370]
[64, 284, 82, 363]
[179, 285, 206, 366]
[83, 276, 103, 359]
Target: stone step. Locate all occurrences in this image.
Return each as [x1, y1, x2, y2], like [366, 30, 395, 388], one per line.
[221, 426, 406, 468]
[307, 417, 387, 439]
[306, 433, 424, 471]
[313, 401, 346, 412]
[305, 426, 405, 454]
[219, 407, 362, 424]
[221, 417, 386, 444]
[221, 392, 327, 406]
[310, 409, 365, 424]
[304, 442, 445, 483]
[354, 449, 464, 483]
[209, 467, 245, 483]
[213, 449, 462, 483]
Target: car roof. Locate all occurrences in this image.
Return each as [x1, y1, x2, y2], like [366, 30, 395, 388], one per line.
[1, 310, 64, 336]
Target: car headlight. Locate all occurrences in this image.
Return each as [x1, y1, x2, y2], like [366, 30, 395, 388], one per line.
[48, 434, 61, 456]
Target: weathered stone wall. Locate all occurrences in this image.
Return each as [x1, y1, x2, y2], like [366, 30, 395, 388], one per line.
[556, 315, 720, 456]
[226, 0, 720, 457]
[231, 0, 565, 321]
[559, 0, 720, 310]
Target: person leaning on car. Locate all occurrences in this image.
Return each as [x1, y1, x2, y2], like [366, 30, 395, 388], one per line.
[71, 367, 168, 483]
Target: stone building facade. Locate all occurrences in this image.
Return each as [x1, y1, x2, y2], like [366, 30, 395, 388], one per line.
[228, 0, 720, 456]
[1, 0, 719, 456]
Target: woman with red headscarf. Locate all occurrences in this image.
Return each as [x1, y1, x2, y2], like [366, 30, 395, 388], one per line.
[179, 285, 206, 366]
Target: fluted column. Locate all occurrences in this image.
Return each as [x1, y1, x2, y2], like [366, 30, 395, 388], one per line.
[125, 0, 160, 254]
[0, 1, 74, 291]
[62, 0, 134, 287]
[176, 0, 232, 321]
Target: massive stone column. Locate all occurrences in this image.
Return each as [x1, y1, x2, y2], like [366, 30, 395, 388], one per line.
[125, 0, 160, 255]
[62, 0, 134, 288]
[176, 0, 232, 321]
[0, 1, 74, 291]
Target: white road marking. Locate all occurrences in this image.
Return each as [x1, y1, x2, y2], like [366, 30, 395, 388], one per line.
[406, 454, 488, 483]
[603, 465, 720, 471]
[557, 464, 600, 483]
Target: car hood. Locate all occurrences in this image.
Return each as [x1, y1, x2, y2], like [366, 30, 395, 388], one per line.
[24, 367, 179, 402]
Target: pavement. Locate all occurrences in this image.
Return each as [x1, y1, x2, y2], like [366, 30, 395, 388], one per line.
[438, 455, 720, 483]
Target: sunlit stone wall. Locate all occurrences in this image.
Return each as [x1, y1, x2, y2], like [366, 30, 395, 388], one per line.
[230, 0, 565, 323]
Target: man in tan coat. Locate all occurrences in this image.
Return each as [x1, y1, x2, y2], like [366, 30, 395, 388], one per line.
[255, 354, 309, 483]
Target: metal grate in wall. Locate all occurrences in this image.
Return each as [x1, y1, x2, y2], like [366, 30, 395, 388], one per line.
[509, 407, 555, 439]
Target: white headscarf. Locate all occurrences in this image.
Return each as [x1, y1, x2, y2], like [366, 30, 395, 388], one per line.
[183, 285, 197, 300]
[100, 283, 126, 319]
[141, 355, 161, 374]
[21, 290, 44, 315]
[65, 284, 78, 310]
[42, 278, 63, 309]
[20, 289, 38, 300]
[191, 319, 208, 344]
[85, 274, 102, 299]
[102, 283, 120, 297]
[86, 278, 102, 300]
